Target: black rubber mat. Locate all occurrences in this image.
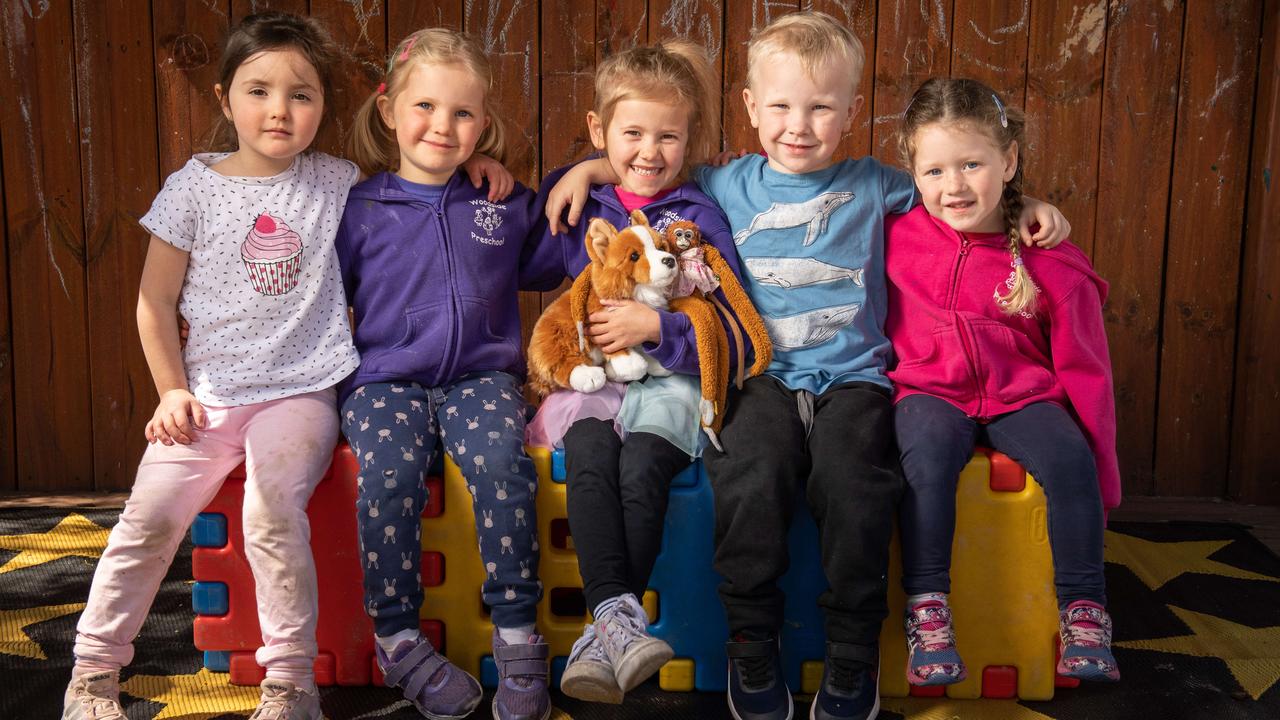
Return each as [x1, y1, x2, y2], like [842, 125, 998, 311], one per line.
[4, 507, 1280, 719]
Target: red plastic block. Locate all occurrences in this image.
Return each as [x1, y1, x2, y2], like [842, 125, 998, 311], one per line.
[985, 449, 1027, 492]
[193, 444, 377, 686]
[422, 552, 445, 587]
[981, 665, 1018, 699]
[424, 476, 444, 518]
[908, 684, 946, 697]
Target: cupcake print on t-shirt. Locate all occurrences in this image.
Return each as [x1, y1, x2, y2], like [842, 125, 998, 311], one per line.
[242, 213, 304, 295]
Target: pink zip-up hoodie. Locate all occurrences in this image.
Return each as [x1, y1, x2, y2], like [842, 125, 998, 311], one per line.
[884, 205, 1120, 511]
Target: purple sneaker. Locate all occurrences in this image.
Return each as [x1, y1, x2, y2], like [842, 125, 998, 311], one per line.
[377, 636, 482, 719]
[491, 629, 551, 720]
[1057, 600, 1120, 682]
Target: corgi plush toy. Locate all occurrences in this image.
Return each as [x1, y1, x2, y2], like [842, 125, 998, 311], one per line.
[527, 209, 679, 397]
[528, 210, 773, 451]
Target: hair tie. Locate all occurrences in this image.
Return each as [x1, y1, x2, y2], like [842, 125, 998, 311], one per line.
[991, 92, 1008, 128]
[376, 82, 387, 95]
[1012, 256, 1024, 267]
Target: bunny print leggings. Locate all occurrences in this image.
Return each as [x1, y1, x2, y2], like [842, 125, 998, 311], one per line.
[341, 372, 541, 636]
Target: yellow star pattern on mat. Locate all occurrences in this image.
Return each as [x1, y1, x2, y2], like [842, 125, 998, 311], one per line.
[0, 513, 111, 575]
[0, 602, 85, 659]
[880, 697, 1056, 719]
[1117, 605, 1280, 700]
[1104, 530, 1279, 590]
[121, 668, 261, 720]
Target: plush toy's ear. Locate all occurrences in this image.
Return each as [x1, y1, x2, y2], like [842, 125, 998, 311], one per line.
[628, 209, 651, 229]
[585, 218, 618, 265]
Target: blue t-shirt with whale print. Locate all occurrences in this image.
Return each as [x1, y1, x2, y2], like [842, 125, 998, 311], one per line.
[695, 154, 915, 394]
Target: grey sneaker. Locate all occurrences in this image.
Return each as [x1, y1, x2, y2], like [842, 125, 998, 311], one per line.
[248, 679, 323, 720]
[560, 623, 624, 704]
[595, 593, 674, 692]
[62, 671, 125, 720]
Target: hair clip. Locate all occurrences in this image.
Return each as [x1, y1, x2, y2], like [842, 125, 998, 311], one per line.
[376, 82, 387, 95]
[991, 92, 1008, 128]
[398, 35, 417, 62]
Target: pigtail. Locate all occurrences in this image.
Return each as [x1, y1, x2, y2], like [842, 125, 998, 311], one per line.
[996, 167, 1038, 316]
[664, 39, 722, 164]
[348, 91, 397, 176]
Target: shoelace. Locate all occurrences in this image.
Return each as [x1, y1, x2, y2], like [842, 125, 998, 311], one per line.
[826, 657, 866, 694]
[1063, 622, 1107, 648]
[569, 625, 607, 663]
[606, 603, 649, 651]
[913, 625, 956, 650]
[74, 686, 124, 720]
[736, 653, 775, 690]
[252, 686, 298, 720]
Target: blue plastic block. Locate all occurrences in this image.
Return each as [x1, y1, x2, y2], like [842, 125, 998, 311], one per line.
[670, 462, 699, 488]
[647, 463, 825, 692]
[551, 449, 567, 483]
[191, 512, 228, 548]
[203, 650, 231, 672]
[479, 654, 569, 689]
[192, 581, 229, 616]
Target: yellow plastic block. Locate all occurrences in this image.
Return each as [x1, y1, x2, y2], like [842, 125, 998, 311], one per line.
[659, 658, 696, 691]
[419, 446, 587, 680]
[801, 660, 825, 695]
[642, 589, 659, 622]
[879, 452, 1059, 701]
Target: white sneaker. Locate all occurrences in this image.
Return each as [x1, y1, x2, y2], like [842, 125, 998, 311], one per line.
[62, 671, 125, 720]
[595, 593, 674, 692]
[560, 623, 624, 703]
[248, 679, 324, 720]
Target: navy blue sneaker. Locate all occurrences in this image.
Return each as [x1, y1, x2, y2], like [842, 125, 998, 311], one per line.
[726, 637, 793, 720]
[809, 642, 879, 720]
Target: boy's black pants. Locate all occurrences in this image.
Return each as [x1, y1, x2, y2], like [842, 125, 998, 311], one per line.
[704, 375, 904, 649]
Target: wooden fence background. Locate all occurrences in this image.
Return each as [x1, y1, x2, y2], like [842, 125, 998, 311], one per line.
[0, 0, 1275, 503]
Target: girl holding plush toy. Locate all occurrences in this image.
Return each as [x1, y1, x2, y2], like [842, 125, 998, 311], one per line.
[519, 41, 770, 704]
[337, 28, 558, 720]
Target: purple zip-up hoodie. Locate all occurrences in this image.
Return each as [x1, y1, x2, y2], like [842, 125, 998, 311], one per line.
[519, 165, 756, 375]
[335, 171, 551, 404]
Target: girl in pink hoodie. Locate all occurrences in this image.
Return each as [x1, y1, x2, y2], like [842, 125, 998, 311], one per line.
[884, 77, 1120, 688]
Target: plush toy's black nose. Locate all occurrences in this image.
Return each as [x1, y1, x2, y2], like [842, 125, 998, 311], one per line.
[662, 256, 676, 268]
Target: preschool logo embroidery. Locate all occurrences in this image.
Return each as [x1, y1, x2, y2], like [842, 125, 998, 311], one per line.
[652, 209, 686, 233]
[471, 199, 505, 246]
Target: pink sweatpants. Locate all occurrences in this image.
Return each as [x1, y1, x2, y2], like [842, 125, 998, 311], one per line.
[73, 387, 337, 682]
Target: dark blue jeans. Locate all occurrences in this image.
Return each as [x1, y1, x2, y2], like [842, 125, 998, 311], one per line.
[895, 394, 1106, 608]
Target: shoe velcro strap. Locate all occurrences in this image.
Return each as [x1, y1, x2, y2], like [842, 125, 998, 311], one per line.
[400, 653, 448, 700]
[825, 641, 878, 666]
[495, 642, 550, 661]
[499, 658, 549, 678]
[726, 639, 776, 658]
[383, 641, 441, 687]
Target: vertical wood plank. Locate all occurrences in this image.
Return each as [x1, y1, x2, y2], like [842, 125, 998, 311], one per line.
[153, 2, 228, 174]
[1156, 0, 1262, 497]
[597, 0, 648, 62]
[387, 0, 463, 43]
[465, 0, 539, 185]
[809, 0, 877, 161]
[540, 0, 596, 172]
[0, 142, 13, 488]
[0, 1, 93, 490]
[650, 0, 726, 128]
[75, 0, 160, 490]
[723, 1, 799, 154]
[870, 0, 953, 162]
[1230, 0, 1280, 504]
[950, 0, 1029, 105]
[1091, 0, 1184, 496]
[1024, 0, 1106, 256]
[310, 1, 388, 158]
[231, 0, 308, 19]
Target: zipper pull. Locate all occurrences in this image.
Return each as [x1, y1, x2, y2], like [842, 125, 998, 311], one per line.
[959, 233, 970, 255]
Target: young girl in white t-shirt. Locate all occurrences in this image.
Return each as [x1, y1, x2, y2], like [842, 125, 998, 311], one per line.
[64, 13, 358, 720]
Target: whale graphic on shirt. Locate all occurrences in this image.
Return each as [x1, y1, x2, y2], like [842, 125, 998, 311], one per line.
[763, 303, 861, 350]
[733, 192, 856, 246]
[746, 257, 864, 289]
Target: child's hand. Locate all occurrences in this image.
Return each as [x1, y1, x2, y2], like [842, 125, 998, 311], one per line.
[463, 153, 515, 202]
[587, 299, 661, 353]
[1020, 196, 1072, 248]
[177, 314, 189, 350]
[546, 159, 616, 235]
[709, 149, 746, 167]
[146, 389, 207, 446]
